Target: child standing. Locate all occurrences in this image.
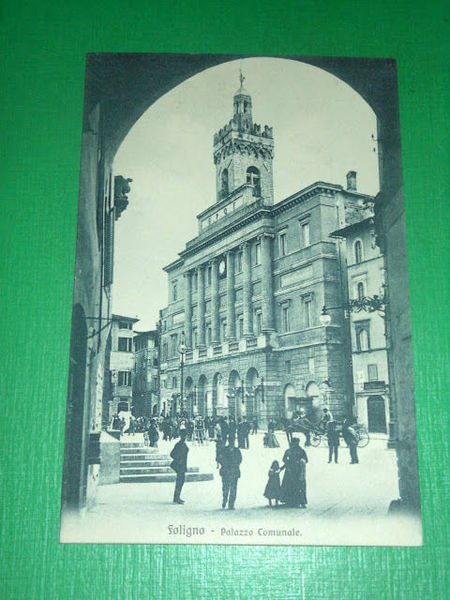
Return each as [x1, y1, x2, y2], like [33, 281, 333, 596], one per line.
[263, 460, 283, 507]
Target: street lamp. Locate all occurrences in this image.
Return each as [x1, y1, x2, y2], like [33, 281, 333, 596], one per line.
[320, 293, 386, 325]
[320, 293, 386, 417]
[178, 331, 187, 416]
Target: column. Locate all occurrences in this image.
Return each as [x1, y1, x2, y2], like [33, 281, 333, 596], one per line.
[210, 258, 220, 343]
[197, 265, 206, 347]
[226, 250, 236, 340]
[184, 271, 192, 348]
[261, 233, 275, 331]
[242, 241, 253, 337]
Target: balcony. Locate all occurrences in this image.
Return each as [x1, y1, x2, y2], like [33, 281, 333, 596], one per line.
[182, 336, 265, 363]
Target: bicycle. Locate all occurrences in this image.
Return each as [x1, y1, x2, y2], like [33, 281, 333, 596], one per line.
[354, 424, 370, 447]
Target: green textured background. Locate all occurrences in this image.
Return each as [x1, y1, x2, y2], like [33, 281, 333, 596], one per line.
[1, 1, 449, 598]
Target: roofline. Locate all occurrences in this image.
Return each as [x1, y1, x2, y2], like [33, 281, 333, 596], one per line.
[163, 181, 375, 265]
[330, 216, 373, 238]
[163, 257, 184, 273]
[134, 329, 158, 337]
[112, 314, 140, 323]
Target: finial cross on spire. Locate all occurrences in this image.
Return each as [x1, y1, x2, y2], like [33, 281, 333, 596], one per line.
[239, 68, 245, 89]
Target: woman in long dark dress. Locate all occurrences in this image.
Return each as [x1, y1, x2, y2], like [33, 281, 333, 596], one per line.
[280, 438, 308, 507]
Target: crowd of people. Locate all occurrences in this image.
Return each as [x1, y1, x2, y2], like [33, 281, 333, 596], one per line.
[110, 412, 260, 448]
[110, 408, 360, 509]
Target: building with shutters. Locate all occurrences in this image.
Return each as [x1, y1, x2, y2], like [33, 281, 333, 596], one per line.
[158, 76, 378, 425]
[331, 217, 391, 435]
[133, 329, 160, 418]
[107, 314, 139, 420]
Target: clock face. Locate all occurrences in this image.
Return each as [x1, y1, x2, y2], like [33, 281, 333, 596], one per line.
[219, 259, 226, 276]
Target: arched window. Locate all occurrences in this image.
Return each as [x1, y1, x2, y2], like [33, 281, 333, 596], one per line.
[356, 327, 370, 351]
[246, 166, 261, 197]
[359, 329, 370, 351]
[354, 240, 363, 264]
[357, 281, 365, 300]
[221, 169, 229, 198]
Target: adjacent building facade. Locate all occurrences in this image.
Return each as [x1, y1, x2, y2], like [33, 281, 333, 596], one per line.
[108, 314, 139, 420]
[332, 216, 390, 433]
[133, 329, 159, 417]
[159, 81, 378, 425]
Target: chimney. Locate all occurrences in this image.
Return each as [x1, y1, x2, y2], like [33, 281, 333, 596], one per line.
[346, 171, 357, 191]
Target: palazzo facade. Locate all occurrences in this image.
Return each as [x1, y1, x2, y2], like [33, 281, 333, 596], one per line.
[159, 79, 374, 424]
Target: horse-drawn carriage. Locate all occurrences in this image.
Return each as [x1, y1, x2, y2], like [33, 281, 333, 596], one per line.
[285, 415, 370, 448]
[308, 422, 369, 447]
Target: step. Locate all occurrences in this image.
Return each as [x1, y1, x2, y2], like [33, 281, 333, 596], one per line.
[120, 445, 158, 452]
[119, 472, 214, 483]
[120, 449, 162, 457]
[120, 466, 200, 475]
[120, 456, 172, 467]
[120, 459, 172, 468]
[120, 441, 147, 448]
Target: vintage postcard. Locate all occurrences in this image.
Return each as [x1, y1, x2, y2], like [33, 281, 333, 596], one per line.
[60, 53, 422, 545]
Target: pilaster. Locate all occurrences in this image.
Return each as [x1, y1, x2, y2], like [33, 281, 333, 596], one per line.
[242, 241, 253, 337]
[260, 232, 275, 331]
[226, 249, 236, 340]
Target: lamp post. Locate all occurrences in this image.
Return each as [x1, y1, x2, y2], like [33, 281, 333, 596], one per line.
[178, 331, 187, 417]
[193, 385, 197, 418]
[320, 293, 386, 417]
[320, 293, 386, 324]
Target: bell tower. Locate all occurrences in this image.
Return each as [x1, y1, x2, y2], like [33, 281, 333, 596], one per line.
[213, 72, 274, 205]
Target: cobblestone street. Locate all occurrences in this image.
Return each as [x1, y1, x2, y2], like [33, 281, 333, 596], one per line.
[61, 433, 421, 546]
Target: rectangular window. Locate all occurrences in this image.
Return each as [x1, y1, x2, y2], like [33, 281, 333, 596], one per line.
[170, 333, 178, 357]
[221, 320, 227, 341]
[236, 251, 243, 273]
[118, 337, 133, 352]
[118, 371, 132, 386]
[162, 342, 168, 361]
[172, 376, 177, 389]
[118, 320, 132, 330]
[192, 327, 198, 348]
[252, 281, 261, 297]
[301, 222, 310, 247]
[285, 360, 291, 374]
[206, 325, 212, 345]
[172, 281, 178, 301]
[302, 297, 312, 328]
[279, 231, 287, 256]
[368, 364, 378, 380]
[256, 311, 263, 335]
[238, 317, 244, 339]
[254, 242, 261, 265]
[207, 266, 212, 285]
[281, 304, 290, 332]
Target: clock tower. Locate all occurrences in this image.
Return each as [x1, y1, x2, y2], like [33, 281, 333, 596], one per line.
[213, 72, 274, 205]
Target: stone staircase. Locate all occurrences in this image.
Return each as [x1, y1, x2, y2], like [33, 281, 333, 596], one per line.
[120, 440, 213, 483]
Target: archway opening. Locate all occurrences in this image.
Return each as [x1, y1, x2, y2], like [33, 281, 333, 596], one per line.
[228, 370, 242, 419]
